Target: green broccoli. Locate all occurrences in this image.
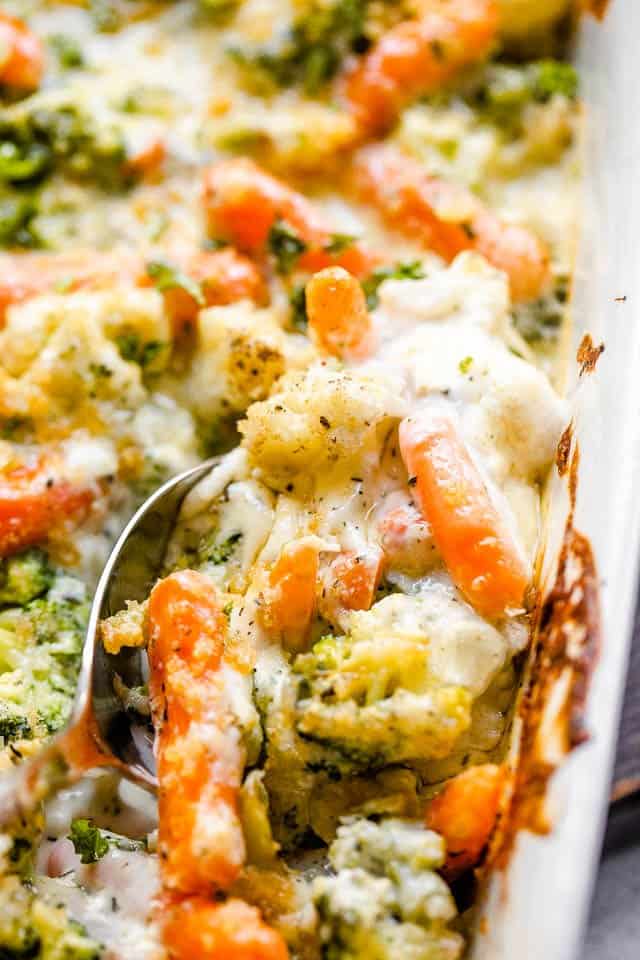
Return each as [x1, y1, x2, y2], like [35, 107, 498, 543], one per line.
[0, 100, 128, 191]
[294, 631, 471, 772]
[466, 60, 578, 131]
[0, 549, 53, 608]
[512, 275, 568, 345]
[228, 0, 374, 96]
[0, 571, 89, 745]
[313, 817, 463, 960]
[0, 874, 102, 960]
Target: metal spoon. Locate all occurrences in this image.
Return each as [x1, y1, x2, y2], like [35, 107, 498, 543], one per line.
[0, 457, 218, 828]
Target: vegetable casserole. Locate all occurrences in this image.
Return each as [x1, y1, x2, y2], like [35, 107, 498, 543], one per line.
[0, 1, 587, 958]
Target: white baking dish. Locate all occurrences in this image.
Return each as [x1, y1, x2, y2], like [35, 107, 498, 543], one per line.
[472, 3, 640, 957]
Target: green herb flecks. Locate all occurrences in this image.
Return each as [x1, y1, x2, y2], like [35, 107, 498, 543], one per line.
[361, 260, 425, 310]
[146, 260, 205, 305]
[68, 820, 110, 864]
[268, 220, 307, 274]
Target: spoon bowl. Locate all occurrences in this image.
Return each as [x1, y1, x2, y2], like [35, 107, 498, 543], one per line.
[0, 457, 218, 825]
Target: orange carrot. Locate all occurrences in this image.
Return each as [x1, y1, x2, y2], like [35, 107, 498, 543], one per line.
[426, 763, 505, 879]
[162, 896, 289, 960]
[0, 13, 44, 91]
[123, 137, 166, 180]
[202, 158, 380, 278]
[148, 570, 246, 895]
[321, 547, 384, 620]
[305, 266, 376, 361]
[0, 248, 265, 330]
[354, 144, 551, 302]
[260, 540, 319, 650]
[0, 458, 94, 557]
[399, 412, 529, 618]
[344, 0, 498, 136]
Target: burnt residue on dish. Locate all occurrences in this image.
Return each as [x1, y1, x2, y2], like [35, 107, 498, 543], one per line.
[577, 332, 605, 375]
[490, 420, 601, 865]
[582, 0, 611, 20]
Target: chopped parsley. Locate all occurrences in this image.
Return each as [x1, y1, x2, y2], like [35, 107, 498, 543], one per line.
[361, 260, 425, 310]
[68, 820, 110, 864]
[146, 260, 205, 305]
[267, 220, 307, 274]
[289, 284, 308, 331]
[324, 232, 357, 255]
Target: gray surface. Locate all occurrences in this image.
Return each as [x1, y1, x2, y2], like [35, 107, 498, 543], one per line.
[584, 598, 640, 958]
[585, 821, 640, 959]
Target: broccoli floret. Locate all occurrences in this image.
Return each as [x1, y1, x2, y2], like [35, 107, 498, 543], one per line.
[0, 100, 128, 191]
[294, 633, 471, 772]
[313, 818, 463, 960]
[0, 572, 89, 745]
[0, 550, 54, 608]
[228, 0, 374, 96]
[293, 588, 511, 773]
[466, 60, 578, 131]
[0, 874, 102, 959]
[512, 275, 568, 345]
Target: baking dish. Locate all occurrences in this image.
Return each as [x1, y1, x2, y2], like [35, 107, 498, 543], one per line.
[472, 2, 640, 956]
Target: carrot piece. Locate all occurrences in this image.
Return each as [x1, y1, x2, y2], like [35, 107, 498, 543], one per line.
[354, 144, 551, 302]
[344, 0, 498, 136]
[324, 547, 384, 615]
[0, 459, 94, 557]
[141, 248, 267, 332]
[0, 248, 265, 331]
[305, 266, 376, 361]
[399, 412, 529, 618]
[162, 896, 289, 960]
[260, 541, 319, 650]
[123, 137, 166, 180]
[426, 763, 505, 879]
[148, 570, 246, 895]
[0, 13, 44, 91]
[202, 158, 380, 278]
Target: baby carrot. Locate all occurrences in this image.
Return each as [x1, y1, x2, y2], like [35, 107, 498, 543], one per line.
[426, 763, 505, 879]
[399, 412, 529, 618]
[0, 13, 44, 91]
[325, 547, 384, 614]
[148, 570, 246, 895]
[0, 458, 94, 557]
[260, 540, 319, 651]
[345, 0, 498, 136]
[305, 266, 376, 361]
[202, 158, 379, 278]
[354, 144, 550, 302]
[162, 896, 289, 960]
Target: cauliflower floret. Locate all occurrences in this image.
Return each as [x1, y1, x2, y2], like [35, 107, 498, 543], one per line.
[384, 322, 566, 483]
[240, 363, 404, 493]
[184, 303, 295, 424]
[313, 818, 463, 960]
[294, 583, 515, 770]
[0, 874, 101, 960]
[1, 289, 168, 379]
[0, 289, 170, 423]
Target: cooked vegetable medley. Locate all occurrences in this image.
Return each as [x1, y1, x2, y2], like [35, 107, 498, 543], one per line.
[0, 1, 581, 957]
